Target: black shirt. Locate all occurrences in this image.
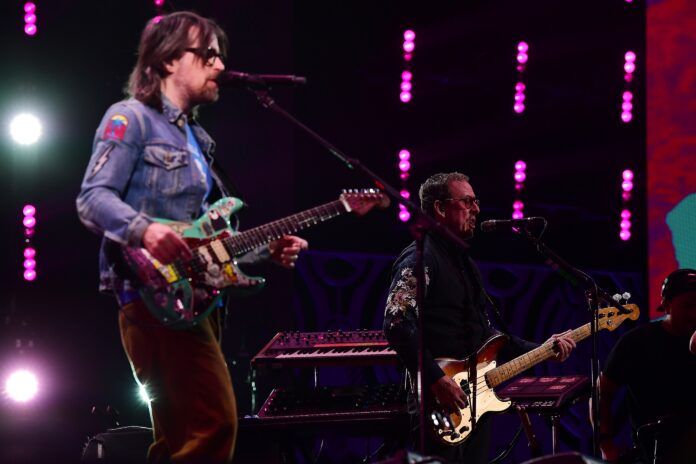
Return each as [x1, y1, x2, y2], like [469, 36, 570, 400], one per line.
[383, 232, 536, 385]
[604, 320, 696, 431]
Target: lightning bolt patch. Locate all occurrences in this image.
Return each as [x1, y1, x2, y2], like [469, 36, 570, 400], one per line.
[90, 144, 115, 178]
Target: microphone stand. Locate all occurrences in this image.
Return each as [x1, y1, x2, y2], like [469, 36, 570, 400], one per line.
[517, 227, 631, 458]
[245, 87, 472, 453]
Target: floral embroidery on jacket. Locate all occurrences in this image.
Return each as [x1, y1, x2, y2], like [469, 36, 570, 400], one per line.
[385, 266, 429, 319]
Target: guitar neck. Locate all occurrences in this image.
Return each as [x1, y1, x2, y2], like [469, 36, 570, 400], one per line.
[223, 200, 348, 256]
[486, 322, 593, 388]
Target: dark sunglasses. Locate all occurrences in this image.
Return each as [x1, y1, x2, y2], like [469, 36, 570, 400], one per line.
[184, 46, 225, 66]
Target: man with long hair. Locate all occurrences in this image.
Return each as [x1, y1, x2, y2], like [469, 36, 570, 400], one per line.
[77, 12, 307, 463]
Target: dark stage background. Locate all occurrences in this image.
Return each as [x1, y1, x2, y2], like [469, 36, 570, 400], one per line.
[0, 1, 649, 463]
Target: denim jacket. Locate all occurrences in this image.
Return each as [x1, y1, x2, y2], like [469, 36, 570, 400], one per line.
[77, 96, 266, 291]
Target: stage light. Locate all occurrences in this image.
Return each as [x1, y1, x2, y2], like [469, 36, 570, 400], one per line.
[22, 216, 36, 228]
[154, 0, 165, 6]
[397, 149, 412, 222]
[5, 369, 39, 403]
[22, 205, 37, 281]
[138, 384, 151, 403]
[10, 113, 42, 145]
[619, 169, 633, 241]
[23, 204, 36, 216]
[23, 3, 37, 36]
[513, 161, 526, 218]
[621, 52, 636, 123]
[400, 29, 415, 103]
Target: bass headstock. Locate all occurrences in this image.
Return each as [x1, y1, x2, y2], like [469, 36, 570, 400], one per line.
[597, 303, 640, 332]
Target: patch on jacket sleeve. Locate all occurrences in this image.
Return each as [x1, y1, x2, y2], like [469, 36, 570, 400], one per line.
[89, 144, 115, 178]
[103, 114, 129, 141]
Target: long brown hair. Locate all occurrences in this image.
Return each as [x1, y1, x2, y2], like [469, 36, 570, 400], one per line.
[127, 11, 228, 110]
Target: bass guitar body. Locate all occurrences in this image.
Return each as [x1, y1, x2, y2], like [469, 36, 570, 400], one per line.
[433, 335, 512, 445]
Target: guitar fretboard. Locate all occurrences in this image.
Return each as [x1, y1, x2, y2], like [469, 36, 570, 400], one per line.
[221, 200, 348, 256]
[486, 323, 592, 388]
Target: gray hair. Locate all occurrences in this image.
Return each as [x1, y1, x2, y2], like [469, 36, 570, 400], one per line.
[418, 172, 470, 215]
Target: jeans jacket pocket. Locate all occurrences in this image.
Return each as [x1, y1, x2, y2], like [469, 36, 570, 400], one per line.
[142, 144, 190, 195]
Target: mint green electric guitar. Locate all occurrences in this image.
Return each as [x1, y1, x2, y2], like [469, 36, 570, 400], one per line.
[119, 190, 388, 329]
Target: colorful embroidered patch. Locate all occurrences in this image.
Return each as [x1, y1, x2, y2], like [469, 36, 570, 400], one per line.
[103, 114, 129, 141]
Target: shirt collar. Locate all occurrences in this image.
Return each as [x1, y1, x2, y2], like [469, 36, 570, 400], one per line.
[161, 94, 216, 155]
[161, 94, 188, 128]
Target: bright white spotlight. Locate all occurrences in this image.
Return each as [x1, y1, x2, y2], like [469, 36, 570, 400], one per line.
[138, 384, 152, 403]
[10, 113, 43, 146]
[5, 369, 39, 403]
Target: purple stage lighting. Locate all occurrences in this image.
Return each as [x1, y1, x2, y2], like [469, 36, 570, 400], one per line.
[398, 149, 411, 161]
[400, 189, 410, 200]
[24, 247, 36, 259]
[622, 169, 634, 181]
[399, 92, 412, 103]
[24, 269, 37, 281]
[22, 216, 36, 228]
[23, 3, 37, 36]
[398, 160, 411, 172]
[401, 71, 412, 81]
[512, 211, 524, 220]
[23, 204, 36, 216]
[515, 161, 527, 171]
[23, 259, 36, 270]
[5, 369, 39, 403]
[403, 30, 416, 41]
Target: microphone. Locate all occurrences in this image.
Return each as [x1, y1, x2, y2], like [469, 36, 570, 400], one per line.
[480, 217, 546, 233]
[216, 71, 307, 88]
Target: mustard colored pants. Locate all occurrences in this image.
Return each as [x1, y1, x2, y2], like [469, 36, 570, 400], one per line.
[119, 300, 237, 463]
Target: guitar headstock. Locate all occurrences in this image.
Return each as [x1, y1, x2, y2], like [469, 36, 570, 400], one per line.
[340, 189, 390, 216]
[597, 304, 640, 332]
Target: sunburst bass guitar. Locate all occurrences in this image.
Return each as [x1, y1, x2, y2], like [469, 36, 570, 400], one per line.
[430, 303, 640, 445]
[119, 190, 389, 329]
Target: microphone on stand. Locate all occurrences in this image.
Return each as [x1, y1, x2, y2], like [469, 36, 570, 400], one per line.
[216, 71, 307, 89]
[479, 217, 547, 233]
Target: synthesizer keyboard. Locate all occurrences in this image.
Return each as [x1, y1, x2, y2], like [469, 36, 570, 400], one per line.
[251, 330, 399, 368]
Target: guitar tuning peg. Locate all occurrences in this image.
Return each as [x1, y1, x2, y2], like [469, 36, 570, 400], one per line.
[622, 292, 631, 301]
[612, 294, 622, 302]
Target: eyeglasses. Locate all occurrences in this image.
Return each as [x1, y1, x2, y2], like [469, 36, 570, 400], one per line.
[443, 196, 480, 208]
[184, 46, 225, 67]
